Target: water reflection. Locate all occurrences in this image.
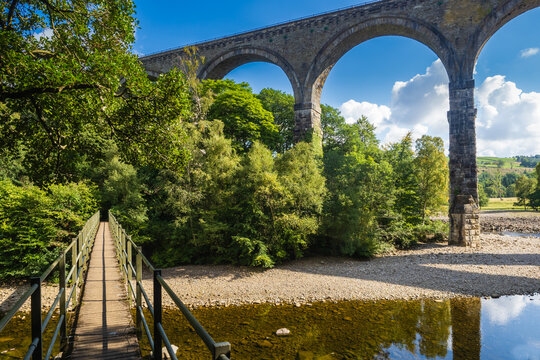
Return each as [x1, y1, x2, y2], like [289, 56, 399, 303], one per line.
[501, 231, 540, 238]
[2, 296, 539, 359]
[130, 295, 540, 359]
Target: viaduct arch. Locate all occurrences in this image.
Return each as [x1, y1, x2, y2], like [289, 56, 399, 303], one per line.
[140, 0, 540, 246]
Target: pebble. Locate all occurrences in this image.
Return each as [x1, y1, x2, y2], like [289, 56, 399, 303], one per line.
[276, 328, 290, 336]
[257, 340, 273, 348]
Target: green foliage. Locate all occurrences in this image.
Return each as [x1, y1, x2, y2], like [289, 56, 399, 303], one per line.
[96, 148, 148, 236]
[413, 136, 448, 220]
[146, 120, 240, 266]
[321, 116, 395, 257]
[478, 185, 489, 207]
[228, 142, 326, 266]
[207, 90, 279, 151]
[386, 133, 419, 222]
[0, 180, 98, 279]
[257, 88, 295, 153]
[321, 104, 348, 147]
[515, 175, 538, 209]
[0, 1, 193, 184]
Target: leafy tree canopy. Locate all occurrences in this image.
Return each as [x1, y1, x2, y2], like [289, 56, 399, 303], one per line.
[0, 0, 193, 184]
[207, 90, 279, 151]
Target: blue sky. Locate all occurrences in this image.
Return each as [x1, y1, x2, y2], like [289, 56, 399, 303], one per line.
[132, 1, 540, 157]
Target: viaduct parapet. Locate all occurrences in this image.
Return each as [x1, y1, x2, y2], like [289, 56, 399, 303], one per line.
[140, 0, 540, 245]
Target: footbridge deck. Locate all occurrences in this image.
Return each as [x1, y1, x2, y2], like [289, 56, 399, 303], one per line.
[70, 222, 140, 359]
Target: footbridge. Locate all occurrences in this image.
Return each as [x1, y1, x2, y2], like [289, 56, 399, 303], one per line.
[0, 212, 231, 360]
[140, 0, 540, 246]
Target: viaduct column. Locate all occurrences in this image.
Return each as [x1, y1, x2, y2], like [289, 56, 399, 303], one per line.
[294, 102, 323, 144]
[448, 79, 480, 246]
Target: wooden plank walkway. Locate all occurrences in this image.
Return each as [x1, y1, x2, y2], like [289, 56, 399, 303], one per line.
[70, 222, 140, 359]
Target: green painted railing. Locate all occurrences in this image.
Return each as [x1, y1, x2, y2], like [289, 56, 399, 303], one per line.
[0, 211, 100, 360]
[109, 211, 231, 360]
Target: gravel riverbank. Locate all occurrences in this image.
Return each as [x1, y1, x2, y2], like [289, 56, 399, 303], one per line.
[2, 212, 539, 312]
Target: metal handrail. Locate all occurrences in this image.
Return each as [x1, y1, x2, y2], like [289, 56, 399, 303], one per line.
[0, 211, 100, 360]
[109, 211, 231, 360]
[140, 0, 384, 58]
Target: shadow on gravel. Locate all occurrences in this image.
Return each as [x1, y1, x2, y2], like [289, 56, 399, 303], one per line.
[283, 252, 540, 297]
[0, 286, 31, 313]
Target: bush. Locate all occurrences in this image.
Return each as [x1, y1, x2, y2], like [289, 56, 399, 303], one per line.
[0, 180, 98, 279]
[413, 221, 449, 243]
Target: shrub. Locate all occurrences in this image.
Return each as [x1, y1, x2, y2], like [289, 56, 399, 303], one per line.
[0, 180, 98, 279]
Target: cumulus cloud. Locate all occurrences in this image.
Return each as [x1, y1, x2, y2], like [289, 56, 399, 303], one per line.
[476, 76, 540, 156]
[483, 296, 528, 325]
[339, 60, 450, 146]
[338, 59, 540, 156]
[340, 100, 391, 127]
[520, 47, 539, 58]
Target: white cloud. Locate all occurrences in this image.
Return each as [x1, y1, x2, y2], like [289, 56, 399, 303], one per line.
[388, 59, 449, 139]
[483, 296, 528, 325]
[34, 28, 53, 41]
[339, 100, 391, 127]
[338, 60, 450, 147]
[339, 59, 540, 157]
[520, 47, 539, 58]
[476, 76, 540, 156]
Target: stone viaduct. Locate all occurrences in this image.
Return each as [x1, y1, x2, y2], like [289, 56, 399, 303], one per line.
[140, 0, 540, 246]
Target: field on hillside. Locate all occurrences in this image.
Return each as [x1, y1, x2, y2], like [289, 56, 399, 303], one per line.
[477, 157, 521, 169]
[481, 197, 524, 211]
[478, 167, 533, 175]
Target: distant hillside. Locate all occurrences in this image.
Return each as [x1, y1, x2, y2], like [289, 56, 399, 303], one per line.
[477, 156, 539, 169]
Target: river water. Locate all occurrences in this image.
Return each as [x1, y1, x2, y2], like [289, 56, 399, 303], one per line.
[138, 295, 540, 359]
[1, 295, 539, 359]
[501, 231, 540, 238]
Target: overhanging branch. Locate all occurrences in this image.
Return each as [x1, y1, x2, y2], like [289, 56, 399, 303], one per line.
[0, 83, 102, 100]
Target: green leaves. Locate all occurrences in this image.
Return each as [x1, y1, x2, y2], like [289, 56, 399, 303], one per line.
[413, 135, 449, 221]
[0, 1, 194, 184]
[0, 180, 98, 279]
[208, 90, 279, 152]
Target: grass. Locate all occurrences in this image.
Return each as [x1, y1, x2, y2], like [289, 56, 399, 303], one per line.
[481, 197, 525, 211]
[477, 157, 521, 169]
[478, 167, 533, 175]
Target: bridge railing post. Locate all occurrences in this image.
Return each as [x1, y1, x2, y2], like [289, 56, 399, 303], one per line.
[136, 247, 142, 338]
[30, 277, 42, 360]
[127, 239, 132, 306]
[121, 230, 126, 281]
[78, 232, 83, 268]
[59, 251, 67, 349]
[71, 239, 78, 307]
[154, 269, 162, 360]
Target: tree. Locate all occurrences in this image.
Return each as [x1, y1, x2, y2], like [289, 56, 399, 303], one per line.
[386, 132, 419, 222]
[207, 90, 279, 151]
[322, 117, 395, 257]
[478, 185, 489, 207]
[514, 175, 537, 209]
[531, 163, 540, 210]
[413, 136, 448, 221]
[257, 88, 295, 153]
[321, 104, 348, 147]
[0, 180, 98, 278]
[0, 0, 193, 183]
